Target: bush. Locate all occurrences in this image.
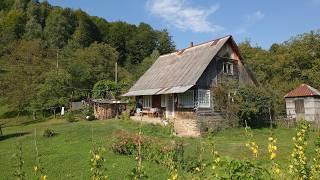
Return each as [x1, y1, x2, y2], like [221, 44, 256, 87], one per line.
[66, 112, 77, 123]
[236, 86, 275, 128]
[82, 106, 95, 121]
[111, 131, 147, 155]
[42, 128, 56, 137]
[120, 110, 130, 121]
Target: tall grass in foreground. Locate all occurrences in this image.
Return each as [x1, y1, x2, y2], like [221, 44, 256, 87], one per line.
[9, 119, 320, 179]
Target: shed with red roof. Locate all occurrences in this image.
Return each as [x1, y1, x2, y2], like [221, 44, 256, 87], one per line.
[285, 84, 320, 121]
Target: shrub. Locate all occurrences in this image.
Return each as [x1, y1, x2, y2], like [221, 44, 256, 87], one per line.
[221, 159, 270, 179]
[83, 106, 95, 121]
[236, 86, 275, 128]
[66, 112, 77, 123]
[111, 131, 147, 155]
[120, 110, 130, 121]
[42, 128, 56, 137]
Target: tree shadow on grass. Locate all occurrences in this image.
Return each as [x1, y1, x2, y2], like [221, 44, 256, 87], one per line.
[0, 132, 30, 141]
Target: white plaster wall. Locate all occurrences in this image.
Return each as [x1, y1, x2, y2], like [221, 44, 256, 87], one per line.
[286, 97, 320, 121]
[285, 98, 296, 119]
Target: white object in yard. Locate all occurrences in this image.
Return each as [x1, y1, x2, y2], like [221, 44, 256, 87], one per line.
[86, 116, 90, 120]
[61, 107, 65, 116]
[162, 120, 168, 126]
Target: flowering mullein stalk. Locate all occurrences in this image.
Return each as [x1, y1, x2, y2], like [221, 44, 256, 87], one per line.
[210, 141, 220, 178]
[12, 142, 26, 180]
[89, 147, 107, 180]
[244, 122, 259, 158]
[289, 120, 310, 180]
[33, 129, 47, 180]
[268, 133, 281, 176]
[310, 137, 320, 179]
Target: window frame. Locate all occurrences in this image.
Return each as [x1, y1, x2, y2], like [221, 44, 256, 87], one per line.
[198, 89, 211, 108]
[143, 95, 152, 108]
[223, 62, 233, 75]
[177, 90, 194, 108]
[161, 94, 166, 107]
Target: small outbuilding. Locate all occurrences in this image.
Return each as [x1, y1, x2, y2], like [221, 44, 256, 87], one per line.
[92, 99, 127, 120]
[285, 84, 320, 122]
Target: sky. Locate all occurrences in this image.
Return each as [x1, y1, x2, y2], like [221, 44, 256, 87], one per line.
[48, 0, 320, 50]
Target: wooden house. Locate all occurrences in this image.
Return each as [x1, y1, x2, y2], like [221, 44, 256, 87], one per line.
[123, 35, 257, 136]
[92, 99, 127, 120]
[285, 84, 320, 122]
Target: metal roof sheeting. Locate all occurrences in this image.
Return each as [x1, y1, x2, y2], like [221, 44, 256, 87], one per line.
[123, 35, 232, 96]
[284, 84, 320, 98]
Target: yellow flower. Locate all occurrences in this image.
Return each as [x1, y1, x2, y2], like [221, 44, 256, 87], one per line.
[268, 137, 273, 141]
[195, 167, 200, 172]
[270, 152, 276, 160]
[275, 168, 280, 174]
[34, 166, 38, 172]
[41, 175, 47, 180]
[95, 154, 100, 160]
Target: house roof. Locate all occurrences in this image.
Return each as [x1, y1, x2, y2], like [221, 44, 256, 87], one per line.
[284, 84, 320, 98]
[92, 99, 128, 104]
[123, 35, 233, 97]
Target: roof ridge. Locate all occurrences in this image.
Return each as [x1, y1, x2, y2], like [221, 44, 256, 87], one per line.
[159, 35, 232, 57]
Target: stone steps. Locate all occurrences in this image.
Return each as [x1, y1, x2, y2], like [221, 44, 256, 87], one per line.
[174, 118, 200, 137]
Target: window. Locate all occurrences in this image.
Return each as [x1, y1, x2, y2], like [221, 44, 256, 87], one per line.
[198, 89, 211, 108]
[143, 96, 152, 108]
[178, 90, 194, 108]
[223, 62, 233, 75]
[161, 95, 166, 107]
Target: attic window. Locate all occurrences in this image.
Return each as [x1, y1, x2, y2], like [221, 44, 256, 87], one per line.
[223, 62, 233, 75]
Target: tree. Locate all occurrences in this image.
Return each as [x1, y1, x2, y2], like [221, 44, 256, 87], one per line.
[235, 86, 275, 128]
[156, 29, 176, 54]
[126, 23, 157, 65]
[105, 21, 136, 66]
[0, 9, 26, 40]
[32, 70, 71, 115]
[23, 17, 42, 40]
[131, 50, 160, 80]
[66, 42, 119, 93]
[2, 40, 53, 111]
[70, 10, 100, 48]
[92, 80, 123, 99]
[43, 8, 74, 49]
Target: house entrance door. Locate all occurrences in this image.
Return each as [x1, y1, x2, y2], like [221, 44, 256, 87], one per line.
[166, 94, 174, 119]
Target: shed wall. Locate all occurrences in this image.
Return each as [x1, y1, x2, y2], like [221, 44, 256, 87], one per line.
[286, 97, 320, 121]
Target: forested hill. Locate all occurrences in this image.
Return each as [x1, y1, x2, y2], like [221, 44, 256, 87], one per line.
[238, 31, 320, 96]
[0, 0, 175, 111]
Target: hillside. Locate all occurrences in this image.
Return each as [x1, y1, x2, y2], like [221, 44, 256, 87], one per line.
[0, 0, 175, 113]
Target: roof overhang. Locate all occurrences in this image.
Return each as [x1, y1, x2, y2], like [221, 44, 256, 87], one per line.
[122, 85, 194, 97]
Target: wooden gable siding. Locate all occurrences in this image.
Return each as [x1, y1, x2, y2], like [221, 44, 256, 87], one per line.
[196, 42, 240, 89]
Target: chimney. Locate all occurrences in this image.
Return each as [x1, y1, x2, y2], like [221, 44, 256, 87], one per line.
[189, 41, 193, 47]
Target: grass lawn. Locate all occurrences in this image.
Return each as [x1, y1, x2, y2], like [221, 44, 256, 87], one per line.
[0, 115, 319, 179]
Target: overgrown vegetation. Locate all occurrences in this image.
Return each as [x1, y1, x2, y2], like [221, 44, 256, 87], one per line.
[2, 118, 320, 179]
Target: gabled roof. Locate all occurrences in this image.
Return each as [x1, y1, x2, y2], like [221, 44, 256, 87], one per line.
[284, 84, 320, 98]
[123, 35, 233, 97]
